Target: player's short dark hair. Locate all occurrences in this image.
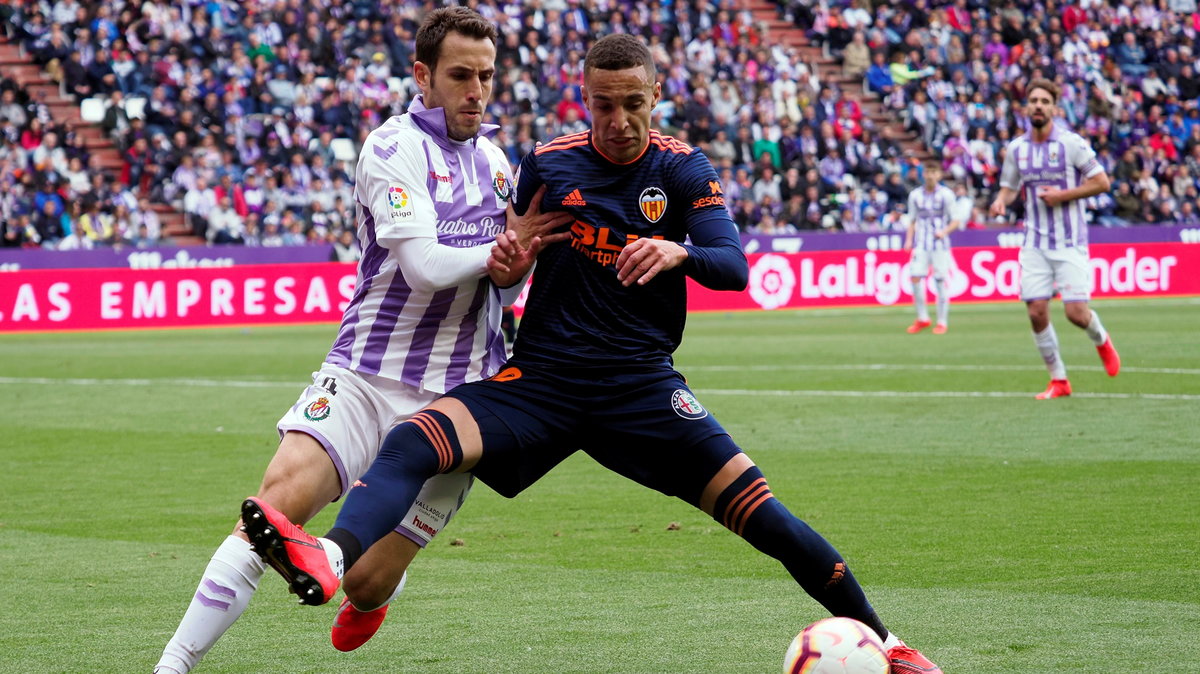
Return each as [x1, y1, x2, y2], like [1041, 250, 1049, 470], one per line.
[415, 7, 497, 73]
[1027, 78, 1059, 103]
[584, 34, 656, 80]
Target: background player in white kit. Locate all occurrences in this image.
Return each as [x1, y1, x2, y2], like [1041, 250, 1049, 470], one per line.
[903, 161, 960, 335]
[155, 9, 571, 672]
[988, 79, 1120, 399]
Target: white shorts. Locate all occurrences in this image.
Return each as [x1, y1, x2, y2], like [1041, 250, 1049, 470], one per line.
[909, 249, 952, 279]
[1019, 246, 1091, 302]
[277, 363, 473, 547]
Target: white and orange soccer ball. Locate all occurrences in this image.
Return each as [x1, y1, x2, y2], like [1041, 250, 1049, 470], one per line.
[782, 617, 889, 674]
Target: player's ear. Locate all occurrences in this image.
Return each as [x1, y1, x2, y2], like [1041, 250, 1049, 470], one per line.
[414, 61, 431, 92]
[651, 81, 661, 107]
[581, 84, 589, 108]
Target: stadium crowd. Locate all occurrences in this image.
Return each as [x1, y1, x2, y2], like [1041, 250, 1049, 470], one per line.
[2, 0, 1199, 251]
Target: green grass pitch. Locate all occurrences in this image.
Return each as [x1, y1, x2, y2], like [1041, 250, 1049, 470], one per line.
[1, 298, 1198, 673]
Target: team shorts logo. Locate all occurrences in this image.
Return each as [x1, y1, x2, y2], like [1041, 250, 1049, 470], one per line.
[671, 389, 707, 419]
[639, 186, 667, 223]
[387, 183, 415, 221]
[493, 171, 511, 201]
[303, 396, 332, 422]
[490, 366, 523, 382]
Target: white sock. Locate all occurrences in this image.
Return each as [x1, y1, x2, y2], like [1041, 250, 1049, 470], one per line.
[156, 536, 266, 673]
[934, 278, 948, 325]
[1034, 324, 1067, 379]
[882, 632, 902, 650]
[319, 537, 346, 579]
[1084, 309, 1108, 346]
[913, 279, 929, 321]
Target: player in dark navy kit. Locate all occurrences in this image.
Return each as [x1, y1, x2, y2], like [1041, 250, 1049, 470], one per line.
[242, 34, 940, 673]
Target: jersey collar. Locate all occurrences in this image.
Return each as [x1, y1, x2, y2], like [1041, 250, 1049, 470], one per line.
[590, 130, 650, 166]
[408, 95, 499, 148]
[1027, 120, 1060, 144]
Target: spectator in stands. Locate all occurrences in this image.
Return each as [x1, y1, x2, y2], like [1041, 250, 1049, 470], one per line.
[207, 195, 244, 245]
[866, 51, 894, 97]
[183, 176, 217, 238]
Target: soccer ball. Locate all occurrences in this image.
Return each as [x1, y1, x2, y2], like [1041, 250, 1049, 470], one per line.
[782, 617, 889, 674]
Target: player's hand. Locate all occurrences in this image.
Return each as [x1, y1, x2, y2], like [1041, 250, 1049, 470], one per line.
[1037, 186, 1066, 207]
[934, 230, 945, 239]
[505, 184, 573, 249]
[615, 238, 687, 287]
[487, 229, 542, 288]
[988, 199, 1006, 218]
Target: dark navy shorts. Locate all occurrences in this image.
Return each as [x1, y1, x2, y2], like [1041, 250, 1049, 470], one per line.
[449, 360, 739, 504]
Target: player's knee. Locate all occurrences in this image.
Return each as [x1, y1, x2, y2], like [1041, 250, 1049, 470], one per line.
[379, 410, 464, 476]
[256, 432, 342, 521]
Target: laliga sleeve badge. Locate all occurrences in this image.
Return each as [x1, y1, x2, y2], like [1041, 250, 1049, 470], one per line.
[671, 389, 708, 420]
[493, 171, 512, 201]
[387, 182, 414, 222]
[303, 396, 332, 422]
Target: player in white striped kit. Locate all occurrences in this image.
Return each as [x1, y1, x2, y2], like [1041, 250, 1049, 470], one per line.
[903, 161, 961, 334]
[989, 79, 1120, 399]
[155, 9, 571, 672]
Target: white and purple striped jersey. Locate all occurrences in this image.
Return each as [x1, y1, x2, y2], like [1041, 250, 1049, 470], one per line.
[326, 96, 514, 394]
[1000, 124, 1104, 250]
[906, 183, 957, 252]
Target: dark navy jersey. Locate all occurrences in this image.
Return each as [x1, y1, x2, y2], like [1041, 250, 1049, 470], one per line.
[512, 130, 747, 368]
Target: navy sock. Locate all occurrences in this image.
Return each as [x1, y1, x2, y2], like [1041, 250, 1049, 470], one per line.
[716, 467, 887, 640]
[326, 410, 462, 570]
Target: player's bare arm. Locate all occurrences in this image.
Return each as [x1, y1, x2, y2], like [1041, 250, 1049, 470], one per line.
[505, 184, 573, 249]
[937, 219, 961, 239]
[615, 237, 689, 287]
[989, 186, 1017, 217]
[1037, 171, 1112, 208]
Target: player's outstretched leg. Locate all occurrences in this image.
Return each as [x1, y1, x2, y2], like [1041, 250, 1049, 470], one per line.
[1082, 309, 1119, 376]
[700, 446, 941, 672]
[155, 536, 266, 673]
[932, 277, 948, 334]
[241, 497, 343, 605]
[908, 276, 931, 333]
[1032, 323, 1070, 399]
[157, 432, 343, 672]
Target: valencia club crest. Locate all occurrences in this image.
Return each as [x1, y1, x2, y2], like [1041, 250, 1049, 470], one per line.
[639, 186, 667, 223]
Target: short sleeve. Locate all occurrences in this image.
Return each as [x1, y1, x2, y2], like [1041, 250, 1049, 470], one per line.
[354, 129, 438, 246]
[1070, 135, 1103, 179]
[512, 151, 543, 217]
[999, 140, 1021, 191]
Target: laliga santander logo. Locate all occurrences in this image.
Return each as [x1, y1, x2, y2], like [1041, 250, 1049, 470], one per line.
[748, 254, 796, 309]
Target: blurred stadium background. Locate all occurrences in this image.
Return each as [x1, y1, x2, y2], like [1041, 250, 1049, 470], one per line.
[1, 2, 1199, 671]
[3, 0, 1199, 250]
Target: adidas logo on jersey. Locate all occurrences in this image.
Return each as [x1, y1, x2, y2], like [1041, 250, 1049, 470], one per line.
[561, 189, 587, 206]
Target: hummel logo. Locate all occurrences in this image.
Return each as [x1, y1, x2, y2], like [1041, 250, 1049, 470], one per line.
[561, 189, 587, 206]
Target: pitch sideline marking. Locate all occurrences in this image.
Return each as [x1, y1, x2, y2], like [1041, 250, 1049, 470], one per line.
[1, 376, 1196, 401]
[695, 388, 1200, 401]
[684, 363, 1200, 376]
